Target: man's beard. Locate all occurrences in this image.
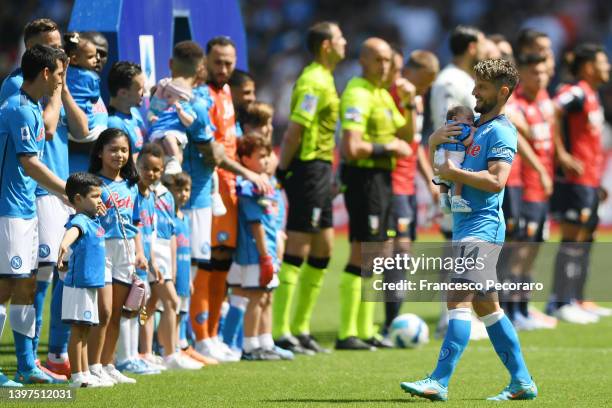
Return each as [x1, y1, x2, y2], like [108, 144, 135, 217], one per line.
[475, 99, 496, 114]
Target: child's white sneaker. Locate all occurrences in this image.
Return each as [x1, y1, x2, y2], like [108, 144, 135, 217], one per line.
[164, 156, 182, 175]
[451, 196, 472, 213]
[439, 193, 451, 214]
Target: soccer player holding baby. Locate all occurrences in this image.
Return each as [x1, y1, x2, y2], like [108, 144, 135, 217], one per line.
[400, 59, 537, 402]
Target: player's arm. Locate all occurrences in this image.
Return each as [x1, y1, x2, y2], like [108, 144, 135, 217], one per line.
[61, 81, 89, 140]
[426, 124, 463, 166]
[278, 121, 304, 170]
[43, 91, 62, 140]
[341, 129, 411, 160]
[175, 102, 195, 127]
[416, 145, 439, 200]
[517, 133, 553, 196]
[57, 226, 80, 271]
[20, 154, 66, 198]
[393, 78, 417, 142]
[553, 87, 585, 176]
[437, 156, 512, 193]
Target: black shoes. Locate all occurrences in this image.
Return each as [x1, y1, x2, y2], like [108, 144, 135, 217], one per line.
[335, 336, 377, 351]
[296, 334, 331, 354]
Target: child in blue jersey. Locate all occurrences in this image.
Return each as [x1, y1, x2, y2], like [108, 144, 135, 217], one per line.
[57, 173, 106, 387]
[433, 105, 475, 213]
[87, 128, 148, 385]
[226, 133, 287, 361]
[63, 32, 108, 140]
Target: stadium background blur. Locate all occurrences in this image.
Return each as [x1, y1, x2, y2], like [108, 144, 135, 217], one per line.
[2, 0, 612, 228]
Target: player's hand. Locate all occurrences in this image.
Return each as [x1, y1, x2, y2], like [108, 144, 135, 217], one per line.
[247, 170, 273, 196]
[135, 252, 148, 272]
[558, 152, 584, 177]
[395, 77, 416, 104]
[429, 183, 440, 204]
[539, 171, 553, 197]
[428, 124, 462, 149]
[435, 151, 457, 181]
[384, 139, 412, 158]
[259, 255, 274, 287]
[57, 245, 68, 272]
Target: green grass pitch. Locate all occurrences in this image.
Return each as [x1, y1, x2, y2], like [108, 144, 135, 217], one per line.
[1, 233, 611, 407]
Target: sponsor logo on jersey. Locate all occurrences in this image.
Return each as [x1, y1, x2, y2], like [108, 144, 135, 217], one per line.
[467, 144, 481, 157]
[344, 107, 363, 123]
[300, 94, 318, 115]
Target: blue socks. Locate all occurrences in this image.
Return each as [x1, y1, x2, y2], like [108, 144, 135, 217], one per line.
[431, 308, 471, 387]
[33, 280, 50, 355]
[222, 295, 248, 349]
[48, 279, 70, 355]
[483, 311, 531, 384]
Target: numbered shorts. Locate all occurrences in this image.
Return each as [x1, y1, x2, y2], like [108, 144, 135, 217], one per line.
[61, 286, 99, 325]
[105, 238, 135, 285]
[151, 238, 173, 283]
[184, 207, 211, 263]
[432, 149, 465, 187]
[227, 263, 279, 290]
[391, 194, 417, 241]
[284, 160, 333, 233]
[36, 195, 74, 281]
[211, 176, 238, 249]
[450, 237, 502, 294]
[0, 216, 38, 278]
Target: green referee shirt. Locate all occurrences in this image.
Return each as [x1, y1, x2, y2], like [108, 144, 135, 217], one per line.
[340, 77, 407, 170]
[289, 62, 339, 162]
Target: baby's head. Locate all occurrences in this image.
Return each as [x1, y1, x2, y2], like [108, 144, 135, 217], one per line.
[446, 105, 474, 126]
[161, 77, 193, 103]
[237, 132, 272, 175]
[64, 32, 98, 71]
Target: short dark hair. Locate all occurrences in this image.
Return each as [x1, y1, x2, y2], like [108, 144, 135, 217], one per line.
[173, 41, 205, 76]
[516, 53, 547, 68]
[449, 25, 482, 56]
[229, 69, 254, 88]
[446, 105, 474, 121]
[206, 36, 236, 55]
[23, 18, 59, 46]
[473, 58, 519, 98]
[306, 21, 337, 56]
[570, 43, 605, 76]
[21, 44, 67, 82]
[138, 143, 164, 162]
[81, 31, 108, 50]
[516, 28, 548, 54]
[237, 132, 271, 159]
[66, 172, 103, 204]
[108, 61, 142, 96]
[163, 172, 192, 190]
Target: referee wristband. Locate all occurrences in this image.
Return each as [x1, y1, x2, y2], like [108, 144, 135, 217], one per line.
[371, 143, 389, 158]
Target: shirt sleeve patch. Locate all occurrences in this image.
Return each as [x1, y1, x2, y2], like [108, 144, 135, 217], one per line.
[344, 107, 363, 123]
[300, 94, 318, 115]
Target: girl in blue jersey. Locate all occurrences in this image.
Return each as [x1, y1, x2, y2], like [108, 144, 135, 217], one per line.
[64, 32, 108, 139]
[87, 128, 147, 385]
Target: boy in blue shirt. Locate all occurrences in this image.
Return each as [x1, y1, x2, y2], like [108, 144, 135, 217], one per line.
[57, 173, 106, 388]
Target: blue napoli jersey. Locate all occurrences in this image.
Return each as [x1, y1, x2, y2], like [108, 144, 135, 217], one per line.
[174, 213, 191, 297]
[137, 189, 156, 262]
[452, 115, 517, 244]
[235, 177, 279, 265]
[439, 122, 472, 152]
[0, 68, 23, 104]
[150, 100, 195, 134]
[108, 107, 146, 155]
[0, 91, 46, 218]
[36, 104, 69, 197]
[64, 213, 106, 288]
[184, 93, 215, 209]
[99, 176, 140, 239]
[154, 185, 176, 240]
[66, 66, 108, 131]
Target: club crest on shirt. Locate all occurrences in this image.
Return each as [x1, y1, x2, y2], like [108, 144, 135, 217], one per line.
[344, 107, 363, 123]
[300, 94, 318, 115]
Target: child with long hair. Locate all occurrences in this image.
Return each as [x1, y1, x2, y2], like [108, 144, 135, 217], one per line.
[87, 128, 147, 385]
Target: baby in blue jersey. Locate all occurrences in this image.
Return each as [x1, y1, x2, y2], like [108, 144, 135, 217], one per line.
[63, 32, 108, 140]
[57, 172, 105, 387]
[433, 105, 475, 213]
[148, 77, 195, 175]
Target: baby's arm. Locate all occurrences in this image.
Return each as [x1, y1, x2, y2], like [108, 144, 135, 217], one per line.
[462, 128, 475, 147]
[175, 102, 195, 127]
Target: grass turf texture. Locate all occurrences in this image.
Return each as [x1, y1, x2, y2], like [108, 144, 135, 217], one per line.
[1, 232, 611, 407]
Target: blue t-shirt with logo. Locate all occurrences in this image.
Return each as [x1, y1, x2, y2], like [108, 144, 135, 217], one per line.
[108, 107, 146, 155]
[150, 100, 195, 134]
[0, 90, 46, 218]
[0, 68, 23, 104]
[154, 185, 176, 240]
[99, 176, 140, 239]
[64, 213, 106, 288]
[235, 177, 279, 266]
[184, 92, 215, 209]
[66, 66, 108, 131]
[452, 115, 517, 244]
[136, 189, 156, 279]
[174, 213, 191, 297]
[440, 121, 472, 152]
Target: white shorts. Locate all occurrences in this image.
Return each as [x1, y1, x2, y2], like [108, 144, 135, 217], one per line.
[149, 129, 188, 148]
[151, 238, 173, 283]
[61, 285, 99, 325]
[105, 238, 135, 285]
[227, 263, 279, 290]
[36, 195, 73, 266]
[0, 217, 38, 278]
[178, 295, 189, 314]
[433, 149, 465, 187]
[184, 207, 211, 263]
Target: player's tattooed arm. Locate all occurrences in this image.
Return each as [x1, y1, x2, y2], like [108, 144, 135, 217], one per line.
[278, 121, 304, 170]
